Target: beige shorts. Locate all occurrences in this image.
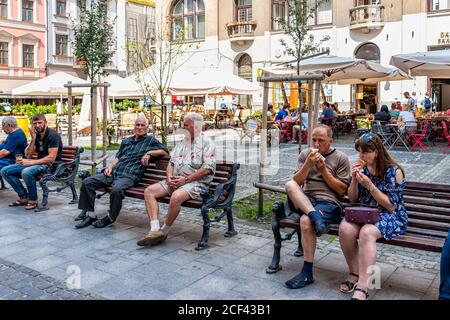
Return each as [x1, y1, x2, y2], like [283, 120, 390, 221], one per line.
[159, 179, 209, 200]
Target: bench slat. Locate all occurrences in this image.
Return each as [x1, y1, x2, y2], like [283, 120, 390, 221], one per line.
[404, 196, 450, 209]
[404, 190, 450, 200]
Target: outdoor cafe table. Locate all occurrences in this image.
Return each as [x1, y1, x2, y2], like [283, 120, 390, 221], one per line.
[386, 123, 410, 151]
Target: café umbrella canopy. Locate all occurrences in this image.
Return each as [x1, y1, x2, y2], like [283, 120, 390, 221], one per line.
[105, 74, 142, 97]
[263, 55, 410, 83]
[390, 49, 450, 78]
[12, 72, 89, 96]
[167, 67, 262, 96]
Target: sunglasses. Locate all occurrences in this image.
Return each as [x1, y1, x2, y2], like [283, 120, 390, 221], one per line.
[359, 133, 374, 143]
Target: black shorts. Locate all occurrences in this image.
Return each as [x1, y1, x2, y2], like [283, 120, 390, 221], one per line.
[287, 195, 343, 225]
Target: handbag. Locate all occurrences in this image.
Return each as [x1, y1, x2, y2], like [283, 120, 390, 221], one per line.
[344, 205, 381, 224]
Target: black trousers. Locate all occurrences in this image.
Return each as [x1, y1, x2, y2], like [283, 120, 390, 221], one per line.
[78, 173, 135, 221]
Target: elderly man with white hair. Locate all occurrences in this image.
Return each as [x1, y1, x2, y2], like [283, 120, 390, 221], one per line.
[76, 116, 169, 229]
[137, 113, 216, 246]
[0, 116, 28, 172]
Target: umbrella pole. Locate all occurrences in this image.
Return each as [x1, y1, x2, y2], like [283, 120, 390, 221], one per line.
[102, 85, 108, 168]
[67, 81, 73, 146]
[313, 80, 321, 131]
[91, 85, 97, 175]
[258, 82, 269, 220]
[307, 81, 313, 147]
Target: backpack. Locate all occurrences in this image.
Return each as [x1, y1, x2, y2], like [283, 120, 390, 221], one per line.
[423, 97, 432, 109]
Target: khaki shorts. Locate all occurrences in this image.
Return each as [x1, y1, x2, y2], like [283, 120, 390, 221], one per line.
[159, 179, 209, 200]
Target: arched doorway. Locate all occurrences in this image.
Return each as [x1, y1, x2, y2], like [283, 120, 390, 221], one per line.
[237, 54, 253, 107]
[353, 42, 381, 113]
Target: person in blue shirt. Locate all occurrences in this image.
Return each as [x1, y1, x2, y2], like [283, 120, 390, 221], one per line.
[0, 116, 28, 172]
[320, 102, 334, 125]
[275, 104, 290, 121]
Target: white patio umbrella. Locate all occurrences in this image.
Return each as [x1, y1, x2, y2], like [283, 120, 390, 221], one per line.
[167, 67, 262, 96]
[77, 90, 113, 133]
[263, 55, 410, 83]
[105, 74, 142, 97]
[390, 50, 450, 78]
[12, 72, 89, 96]
[337, 63, 411, 84]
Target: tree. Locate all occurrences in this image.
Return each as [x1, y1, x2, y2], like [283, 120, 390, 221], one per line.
[72, 0, 116, 83]
[275, 0, 330, 151]
[127, 6, 198, 146]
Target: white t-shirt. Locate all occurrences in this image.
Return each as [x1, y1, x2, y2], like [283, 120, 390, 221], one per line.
[399, 110, 416, 126]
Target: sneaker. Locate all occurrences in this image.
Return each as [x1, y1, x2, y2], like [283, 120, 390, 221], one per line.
[137, 229, 167, 246]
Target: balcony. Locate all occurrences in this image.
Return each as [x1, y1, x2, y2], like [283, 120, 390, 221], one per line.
[225, 21, 257, 44]
[350, 5, 384, 33]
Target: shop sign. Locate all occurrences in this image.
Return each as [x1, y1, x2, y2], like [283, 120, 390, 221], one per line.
[438, 32, 450, 45]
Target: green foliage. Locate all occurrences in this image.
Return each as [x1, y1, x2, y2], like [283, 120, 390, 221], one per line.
[83, 143, 120, 151]
[211, 191, 286, 225]
[73, 103, 82, 114]
[72, 0, 116, 82]
[8, 103, 57, 119]
[114, 99, 140, 111]
[246, 110, 263, 122]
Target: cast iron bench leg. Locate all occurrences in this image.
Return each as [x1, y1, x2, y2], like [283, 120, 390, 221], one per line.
[295, 230, 304, 257]
[224, 206, 238, 237]
[196, 205, 211, 251]
[69, 182, 78, 204]
[266, 202, 284, 274]
[36, 179, 50, 212]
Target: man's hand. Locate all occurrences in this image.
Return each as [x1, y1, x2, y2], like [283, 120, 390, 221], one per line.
[315, 157, 327, 172]
[141, 153, 151, 166]
[170, 176, 187, 189]
[104, 166, 113, 177]
[29, 127, 37, 140]
[306, 151, 322, 167]
[20, 159, 34, 166]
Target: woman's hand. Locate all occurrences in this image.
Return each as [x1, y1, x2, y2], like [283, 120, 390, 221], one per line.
[355, 171, 373, 189]
[351, 162, 362, 179]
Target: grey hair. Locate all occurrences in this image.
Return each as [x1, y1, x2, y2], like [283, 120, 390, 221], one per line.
[134, 116, 149, 126]
[184, 113, 204, 125]
[2, 116, 18, 128]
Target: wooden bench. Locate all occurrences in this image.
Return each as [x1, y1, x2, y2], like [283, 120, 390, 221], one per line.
[254, 181, 450, 274]
[97, 157, 240, 250]
[0, 146, 83, 211]
[37, 146, 84, 211]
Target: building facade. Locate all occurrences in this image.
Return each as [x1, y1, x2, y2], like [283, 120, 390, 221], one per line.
[157, 0, 450, 111]
[0, 0, 47, 98]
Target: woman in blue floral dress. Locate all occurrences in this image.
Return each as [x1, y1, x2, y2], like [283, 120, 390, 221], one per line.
[339, 133, 407, 300]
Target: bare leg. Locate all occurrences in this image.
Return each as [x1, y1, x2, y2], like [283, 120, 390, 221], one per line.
[300, 215, 316, 262]
[353, 224, 382, 300]
[339, 219, 362, 292]
[285, 181, 315, 214]
[164, 189, 191, 227]
[144, 183, 169, 222]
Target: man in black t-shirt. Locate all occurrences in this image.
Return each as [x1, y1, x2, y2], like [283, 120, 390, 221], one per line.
[1, 114, 63, 210]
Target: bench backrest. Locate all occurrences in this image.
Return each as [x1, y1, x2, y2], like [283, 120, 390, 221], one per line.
[402, 181, 450, 240]
[122, 157, 239, 207]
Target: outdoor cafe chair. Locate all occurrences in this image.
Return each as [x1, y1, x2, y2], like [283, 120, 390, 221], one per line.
[371, 120, 394, 149]
[441, 121, 450, 150]
[408, 120, 429, 152]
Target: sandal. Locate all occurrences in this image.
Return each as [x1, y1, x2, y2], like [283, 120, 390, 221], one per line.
[25, 202, 38, 210]
[9, 199, 28, 207]
[340, 272, 359, 294]
[351, 287, 369, 300]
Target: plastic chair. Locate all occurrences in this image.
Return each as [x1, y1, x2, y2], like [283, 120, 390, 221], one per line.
[409, 120, 429, 152]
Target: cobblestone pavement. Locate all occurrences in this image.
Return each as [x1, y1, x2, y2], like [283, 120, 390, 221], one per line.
[0, 258, 102, 300]
[0, 129, 447, 300]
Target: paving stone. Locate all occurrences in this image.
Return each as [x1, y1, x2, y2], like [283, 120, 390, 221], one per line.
[24, 255, 68, 273]
[96, 257, 142, 275]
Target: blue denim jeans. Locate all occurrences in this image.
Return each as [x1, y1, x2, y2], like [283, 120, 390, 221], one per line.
[1, 164, 49, 201]
[440, 229, 450, 300]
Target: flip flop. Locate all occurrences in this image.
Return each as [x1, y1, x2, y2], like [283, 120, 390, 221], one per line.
[25, 202, 38, 210]
[9, 199, 28, 207]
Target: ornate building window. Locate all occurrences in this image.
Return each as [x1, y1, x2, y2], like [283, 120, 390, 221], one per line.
[22, 0, 33, 22]
[0, 42, 8, 65]
[56, 34, 68, 56]
[172, 0, 205, 41]
[56, 0, 67, 16]
[0, 0, 7, 19]
[23, 44, 34, 67]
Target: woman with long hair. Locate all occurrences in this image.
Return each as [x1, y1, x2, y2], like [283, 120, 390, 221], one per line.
[339, 133, 408, 300]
